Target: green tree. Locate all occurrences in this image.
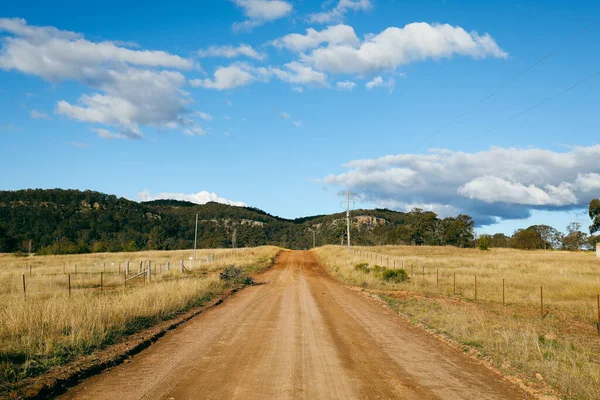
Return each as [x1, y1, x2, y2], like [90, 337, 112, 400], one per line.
[589, 199, 600, 234]
[562, 222, 587, 251]
[147, 226, 167, 250]
[511, 229, 542, 250]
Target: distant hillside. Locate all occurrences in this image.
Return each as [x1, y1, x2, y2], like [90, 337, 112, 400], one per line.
[0, 189, 475, 254]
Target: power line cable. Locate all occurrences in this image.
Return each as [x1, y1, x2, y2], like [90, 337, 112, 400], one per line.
[413, 17, 600, 150]
[482, 69, 600, 134]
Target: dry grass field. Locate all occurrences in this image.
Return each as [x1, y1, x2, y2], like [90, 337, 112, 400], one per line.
[314, 245, 600, 400]
[0, 246, 280, 394]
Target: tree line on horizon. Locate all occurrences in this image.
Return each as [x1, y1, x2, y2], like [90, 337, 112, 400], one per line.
[0, 189, 598, 255]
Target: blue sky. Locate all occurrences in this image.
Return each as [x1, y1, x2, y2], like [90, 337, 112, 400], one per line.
[1, 0, 599, 235]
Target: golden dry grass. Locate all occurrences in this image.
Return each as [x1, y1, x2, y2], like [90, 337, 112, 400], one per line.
[314, 245, 600, 400]
[0, 246, 280, 393]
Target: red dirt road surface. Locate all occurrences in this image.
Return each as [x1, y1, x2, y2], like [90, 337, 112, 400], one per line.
[60, 251, 527, 400]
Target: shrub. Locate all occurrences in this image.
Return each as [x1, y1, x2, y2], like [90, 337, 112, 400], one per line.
[219, 265, 254, 286]
[382, 268, 409, 283]
[371, 265, 387, 277]
[354, 262, 370, 273]
[478, 236, 490, 251]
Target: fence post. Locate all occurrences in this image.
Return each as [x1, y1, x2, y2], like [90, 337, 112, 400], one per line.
[124, 271, 127, 288]
[125, 261, 130, 276]
[68, 274, 71, 297]
[166, 261, 170, 272]
[436, 269, 439, 287]
[453, 273, 456, 295]
[22, 274, 26, 300]
[597, 294, 600, 335]
[146, 261, 151, 283]
[180, 260, 184, 273]
[502, 279, 505, 307]
[75, 264, 77, 274]
[540, 286, 544, 319]
[475, 275, 477, 301]
[138, 261, 143, 274]
[393, 260, 396, 268]
[29, 264, 32, 277]
[100, 272, 103, 292]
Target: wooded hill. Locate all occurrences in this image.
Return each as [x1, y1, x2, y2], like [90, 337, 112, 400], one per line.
[0, 189, 476, 254]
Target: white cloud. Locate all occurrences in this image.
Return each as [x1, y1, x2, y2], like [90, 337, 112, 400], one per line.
[232, 0, 293, 32]
[92, 127, 142, 140]
[195, 111, 213, 121]
[300, 22, 507, 75]
[269, 62, 328, 86]
[30, 109, 50, 119]
[308, 0, 372, 24]
[336, 80, 356, 91]
[365, 76, 395, 92]
[292, 87, 304, 93]
[293, 120, 302, 127]
[183, 126, 206, 136]
[281, 111, 290, 119]
[198, 44, 266, 60]
[322, 145, 600, 226]
[0, 18, 199, 136]
[272, 24, 359, 52]
[139, 189, 247, 207]
[190, 62, 275, 90]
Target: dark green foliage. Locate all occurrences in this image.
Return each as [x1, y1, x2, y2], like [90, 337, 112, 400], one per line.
[589, 199, 600, 234]
[0, 189, 479, 254]
[354, 262, 370, 273]
[511, 229, 542, 250]
[219, 265, 254, 286]
[382, 268, 409, 283]
[478, 236, 489, 251]
[371, 265, 387, 277]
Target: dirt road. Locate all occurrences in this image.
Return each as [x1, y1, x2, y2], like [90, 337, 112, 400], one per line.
[60, 251, 526, 400]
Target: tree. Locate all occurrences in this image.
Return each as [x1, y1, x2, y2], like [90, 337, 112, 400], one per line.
[562, 222, 587, 251]
[511, 229, 542, 250]
[490, 233, 510, 248]
[147, 226, 167, 250]
[527, 225, 562, 249]
[589, 199, 600, 234]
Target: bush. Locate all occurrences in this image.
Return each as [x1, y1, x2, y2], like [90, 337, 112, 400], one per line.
[371, 265, 387, 277]
[382, 268, 409, 283]
[219, 265, 254, 286]
[478, 236, 489, 251]
[354, 263, 370, 273]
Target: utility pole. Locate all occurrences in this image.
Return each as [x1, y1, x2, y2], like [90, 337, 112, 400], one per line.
[343, 191, 354, 252]
[193, 213, 198, 263]
[308, 228, 316, 248]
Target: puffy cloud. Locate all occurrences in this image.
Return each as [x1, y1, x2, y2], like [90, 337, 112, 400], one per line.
[232, 0, 293, 31]
[30, 109, 50, 119]
[281, 111, 290, 119]
[190, 63, 267, 90]
[195, 112, 213, 121]
[308, 0, 372, 24]
[92, 127, 142, 140]
[336, 80, 356, 91]
[0, 18, 198, 136]
[269, 62, 328, 86]
[322, 146, 600, 226]
[365, 76, 395, 92]
[293, 120, 302, 127]
[198, 44, 266, 60]
[272, 24, 359, 52]
[139, 189, 247, 207]
[300, 22, 507, 75]
[183, 126, 206, 136]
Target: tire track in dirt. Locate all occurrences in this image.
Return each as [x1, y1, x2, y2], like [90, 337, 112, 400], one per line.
[59, 251, 528, 400]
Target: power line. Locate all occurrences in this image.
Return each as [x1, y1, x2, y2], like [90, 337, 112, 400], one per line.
[413, 17, 600, 150]
[483, 69, 600, 134]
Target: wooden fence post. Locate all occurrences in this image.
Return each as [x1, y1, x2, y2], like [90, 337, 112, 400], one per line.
[22, 274, 26, 300]
[29, 264, 32, 277]
[68, 274, 71, 297]
[146, 261, 151, 283]
[124, 271, 127, 288]
[475, 275, 477, 300]
[180, 260, 184, 273]
[436, 269, 439, 287]
[166, 261, 170, 272]
[125, 261, 130, 276]
[540, 286, 544, 318]
[453, 273, 456, 295]
[75, 264, 77, 274]
[502, 279, 505, 307]
[100, 272, 103, 292]
[597, 294, 600, 335]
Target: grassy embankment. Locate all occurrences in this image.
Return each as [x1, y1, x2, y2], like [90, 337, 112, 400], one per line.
[314, 245, 600, 400]
[0, 246, 280, 394]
